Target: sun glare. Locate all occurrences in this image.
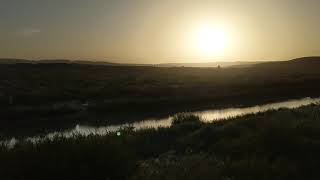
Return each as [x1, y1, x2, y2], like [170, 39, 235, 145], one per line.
[194, 25, 229, 57]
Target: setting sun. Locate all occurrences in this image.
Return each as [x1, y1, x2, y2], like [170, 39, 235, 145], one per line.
[194, 25, 229, 57]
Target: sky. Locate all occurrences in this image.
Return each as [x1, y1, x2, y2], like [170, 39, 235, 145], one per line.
[0, 0, 319, 63]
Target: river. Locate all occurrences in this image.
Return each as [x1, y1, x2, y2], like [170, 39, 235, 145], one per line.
[2, 97, 320, 148]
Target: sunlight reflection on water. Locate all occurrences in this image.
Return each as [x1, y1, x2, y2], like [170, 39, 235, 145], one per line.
[2, 97, 320, 148]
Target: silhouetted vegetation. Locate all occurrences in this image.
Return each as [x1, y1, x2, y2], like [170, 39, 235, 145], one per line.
[1, 104, 320, 179]
[1, 57, 320, 137]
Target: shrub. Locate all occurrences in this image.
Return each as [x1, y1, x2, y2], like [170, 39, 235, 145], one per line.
[172, 113, 202, 126]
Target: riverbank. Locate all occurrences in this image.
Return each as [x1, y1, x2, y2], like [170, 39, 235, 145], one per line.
[2, 96, 320, 140]
[1, 104, 320, 179]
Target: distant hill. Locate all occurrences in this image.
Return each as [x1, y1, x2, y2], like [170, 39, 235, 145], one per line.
[0, 58, 265, 68]
[157, 61, 263, 68]
[251, 56, 320, 74]
[1, 57, 319, 69]
[290, 56, 320, 64]
[0, 58, 120, 66]
[255, 56, 320, 67]
[0, 58, 32, 64]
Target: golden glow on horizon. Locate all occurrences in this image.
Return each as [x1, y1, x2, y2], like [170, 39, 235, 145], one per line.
[193, 25, 230, 58]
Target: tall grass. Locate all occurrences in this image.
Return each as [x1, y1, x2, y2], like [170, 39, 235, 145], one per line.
[1, 105, 320, 179]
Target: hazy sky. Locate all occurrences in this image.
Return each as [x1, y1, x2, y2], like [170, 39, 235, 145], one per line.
[0, 0, 319, 63]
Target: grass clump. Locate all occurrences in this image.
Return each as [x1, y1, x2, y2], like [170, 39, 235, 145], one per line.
[172, 113, 202, 125]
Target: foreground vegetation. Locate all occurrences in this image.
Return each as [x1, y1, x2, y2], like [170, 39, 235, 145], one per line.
[1, 104, 320, 180]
